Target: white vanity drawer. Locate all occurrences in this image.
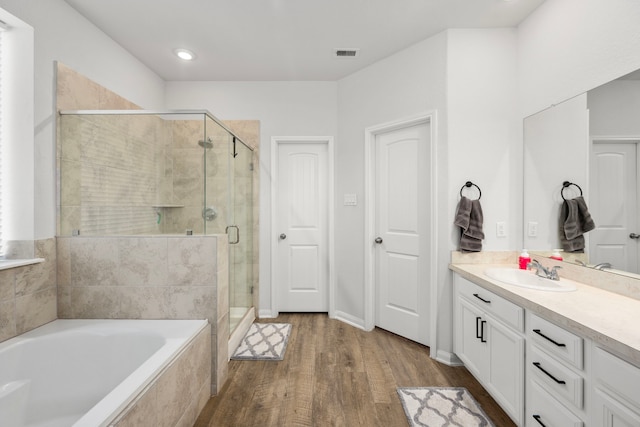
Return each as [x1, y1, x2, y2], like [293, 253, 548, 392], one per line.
[528, 314, 583, 369]
[528, 379, 583, 427]
[456, 276, 524, 331]
[593, 346, 640, 410]
[529, 345, 583, 409]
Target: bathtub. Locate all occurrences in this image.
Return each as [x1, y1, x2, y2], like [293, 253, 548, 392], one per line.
[0, 319, 210, 427]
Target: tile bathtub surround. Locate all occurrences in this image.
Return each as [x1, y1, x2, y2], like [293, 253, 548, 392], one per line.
[112, 324, 212, 427]
[0, 239, 57, 343]
[57, 235, 229, 395]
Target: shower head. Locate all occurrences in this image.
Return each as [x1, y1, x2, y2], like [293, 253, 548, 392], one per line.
[198, 137, 213, 149]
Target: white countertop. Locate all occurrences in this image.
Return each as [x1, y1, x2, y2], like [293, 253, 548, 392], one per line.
[450, 263, 640, 366]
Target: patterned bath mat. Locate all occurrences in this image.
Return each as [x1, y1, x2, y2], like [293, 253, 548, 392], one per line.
[397, 387, 495, 427]
[231, 323, 292, 361]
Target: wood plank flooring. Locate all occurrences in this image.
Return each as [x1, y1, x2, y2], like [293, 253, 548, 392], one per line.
[194, 313, 516, 427]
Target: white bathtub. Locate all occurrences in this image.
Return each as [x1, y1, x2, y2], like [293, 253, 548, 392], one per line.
[0, 319, 209, 427]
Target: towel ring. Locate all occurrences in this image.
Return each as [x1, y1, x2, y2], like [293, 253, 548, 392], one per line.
[561, 181, 583, 201]
[460, 181, 481, 200]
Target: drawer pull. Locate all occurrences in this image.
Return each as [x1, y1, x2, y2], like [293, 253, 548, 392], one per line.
[533, 362, 566, 384]
[532, 415, 547, 427]
[473, 293, 491, 304]
[533, 329, 566, 347]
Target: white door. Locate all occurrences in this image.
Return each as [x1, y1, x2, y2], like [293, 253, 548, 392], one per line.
[590, 141, 639, 273]
[374, 123, 430, 345]
[276, 142, 329, 312]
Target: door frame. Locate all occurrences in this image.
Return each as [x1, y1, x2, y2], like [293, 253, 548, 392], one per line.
[363, 112, 438, 349]
[270, 136, 335, 318]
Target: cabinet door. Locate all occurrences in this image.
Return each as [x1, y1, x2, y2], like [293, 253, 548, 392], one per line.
[487, 316, 525, 425]
[457, 297, 489, 378]
[593, 388, 640, 427]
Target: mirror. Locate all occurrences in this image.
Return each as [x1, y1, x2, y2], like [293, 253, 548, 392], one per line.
[523, 69, 640, 276]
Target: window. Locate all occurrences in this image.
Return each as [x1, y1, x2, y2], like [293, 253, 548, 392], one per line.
[0, 8, 34, 262]
[0, 20, 6, 256]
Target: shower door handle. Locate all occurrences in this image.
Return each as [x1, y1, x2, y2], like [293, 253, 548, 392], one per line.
[226, 225, 240, 244]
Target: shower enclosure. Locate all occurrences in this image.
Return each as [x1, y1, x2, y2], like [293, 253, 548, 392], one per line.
[57, 110, 255, 334]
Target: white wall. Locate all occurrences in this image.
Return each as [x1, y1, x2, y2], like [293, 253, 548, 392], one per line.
[447, 29, 520, 252]
[164, 81, 338, 316]
[336, 33, 448, 328]
[0, 0, 165, 240]
[518, 0, 640, 118]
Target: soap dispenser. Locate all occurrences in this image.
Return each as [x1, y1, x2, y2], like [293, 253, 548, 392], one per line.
[550, 249, 563, 261]
[519, 249, 531, 270]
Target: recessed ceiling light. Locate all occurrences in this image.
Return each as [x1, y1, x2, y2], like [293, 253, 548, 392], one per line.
[174, 48, 196, 61]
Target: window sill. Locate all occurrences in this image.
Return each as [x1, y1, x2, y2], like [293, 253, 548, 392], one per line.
[0, 258, 45, 271]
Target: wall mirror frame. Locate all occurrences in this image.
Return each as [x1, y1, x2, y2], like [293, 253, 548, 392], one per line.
[523, 68, 640, 278]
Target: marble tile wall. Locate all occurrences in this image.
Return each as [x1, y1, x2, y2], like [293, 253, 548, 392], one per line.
[57, 235, 229, 395]
[0, 239, 57, 343]
[111, 324, 211, 427]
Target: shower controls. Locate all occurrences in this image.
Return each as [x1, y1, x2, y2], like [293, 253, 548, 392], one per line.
[202, 206, 217, 221]
[280, 233, 287, 240]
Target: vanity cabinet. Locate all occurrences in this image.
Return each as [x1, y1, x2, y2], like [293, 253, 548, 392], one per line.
[592, 346, 640, 426]
[452, 269, 640, 427]
[454, 275, 525, 425]
[526, 313, 587, 426]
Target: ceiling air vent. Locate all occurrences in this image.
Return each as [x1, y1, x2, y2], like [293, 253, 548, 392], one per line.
[334, 48, 360, 58]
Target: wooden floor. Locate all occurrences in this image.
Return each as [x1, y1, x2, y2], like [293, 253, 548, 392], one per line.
[194, 313, 516, 427]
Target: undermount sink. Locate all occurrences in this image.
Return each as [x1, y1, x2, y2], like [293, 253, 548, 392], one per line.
[484, 268, 577, 292]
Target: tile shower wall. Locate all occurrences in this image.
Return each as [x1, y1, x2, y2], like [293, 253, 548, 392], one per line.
[57, 235, 228, 395]
[0, 239, 57, 343]
[58, 113, 173, 236]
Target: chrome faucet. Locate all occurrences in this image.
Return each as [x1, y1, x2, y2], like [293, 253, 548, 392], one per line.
[593, 262, 612, 270]
[527, 259, 562, 280]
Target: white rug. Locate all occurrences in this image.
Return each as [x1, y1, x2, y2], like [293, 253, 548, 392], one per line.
[397, 387, 495, 427]
[231, 323, 292, 361]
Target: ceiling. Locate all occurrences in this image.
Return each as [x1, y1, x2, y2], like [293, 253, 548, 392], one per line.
[63, 0, 545, 82]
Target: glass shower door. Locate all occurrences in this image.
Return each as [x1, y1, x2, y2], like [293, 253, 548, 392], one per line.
[228, 137, 254, 333]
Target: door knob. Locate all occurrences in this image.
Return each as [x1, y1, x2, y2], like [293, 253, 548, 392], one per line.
[375, 237, 383, 244]
[630, 233, 640, 239]
[280, 233, 287, 240]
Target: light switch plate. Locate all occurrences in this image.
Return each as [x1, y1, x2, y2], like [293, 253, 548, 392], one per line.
[496, 221, 507, 237]
[344, 194, 357, 206]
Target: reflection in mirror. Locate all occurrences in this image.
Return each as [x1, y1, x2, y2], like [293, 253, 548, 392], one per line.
[523, 69, 640, 277]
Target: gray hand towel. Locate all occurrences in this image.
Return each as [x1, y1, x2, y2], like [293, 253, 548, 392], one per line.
[560, 196, 596, 252]
[455, 196, 484, 252]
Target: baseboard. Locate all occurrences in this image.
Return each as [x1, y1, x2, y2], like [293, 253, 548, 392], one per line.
[258, 308, 277, 319]
[333, 310, 366, 330]
[434, 349, 463, 366]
